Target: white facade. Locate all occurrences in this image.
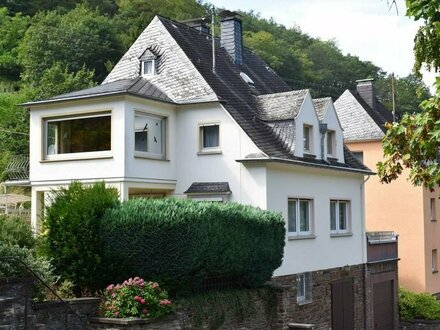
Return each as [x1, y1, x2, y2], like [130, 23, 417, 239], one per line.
[28, 93, 367, 276]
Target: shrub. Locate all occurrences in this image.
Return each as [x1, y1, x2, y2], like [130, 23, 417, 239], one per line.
[41, 181, 120, 293]
[0, 214, 35, 248]
[0, 242, 57, 301]
[399, 288, 440, 320]
[100, 198, 285, 293]
[101, 277, 173, 318]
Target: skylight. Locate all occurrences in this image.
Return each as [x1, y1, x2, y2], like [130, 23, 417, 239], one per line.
[240, 72, 255, 86]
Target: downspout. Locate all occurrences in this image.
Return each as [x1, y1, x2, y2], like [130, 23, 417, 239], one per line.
[361, 174, 370, 329]
[319, 123, 328, 161]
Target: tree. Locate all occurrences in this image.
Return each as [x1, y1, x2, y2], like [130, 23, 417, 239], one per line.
[377, 0, 440, 189]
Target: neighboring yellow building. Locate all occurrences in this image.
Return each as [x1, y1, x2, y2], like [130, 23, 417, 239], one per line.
[335, 79, 440, 294]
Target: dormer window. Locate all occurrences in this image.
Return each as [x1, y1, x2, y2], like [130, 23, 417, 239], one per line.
[327, 130, 335, 156]
[139, 49, 156, 78]
[141, 59, 155, 77]
[303, 125, 312, 153]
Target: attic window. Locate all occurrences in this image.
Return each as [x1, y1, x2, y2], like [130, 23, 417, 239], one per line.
[240, 72, 255, 86]
[139, 49, 157, 77]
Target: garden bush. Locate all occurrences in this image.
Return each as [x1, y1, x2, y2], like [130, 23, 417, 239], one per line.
[0, 214, 35, 248]
[41, 181, 119, 294]
[399, 288, 440, 320]
[100, 198, 285, 293]
[101, 277, 173, 318]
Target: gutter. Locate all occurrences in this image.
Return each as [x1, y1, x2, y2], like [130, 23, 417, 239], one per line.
[236, 157, 375, 175]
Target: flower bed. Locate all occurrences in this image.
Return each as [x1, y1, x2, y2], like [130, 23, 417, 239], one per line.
[101, 277, 173, 319]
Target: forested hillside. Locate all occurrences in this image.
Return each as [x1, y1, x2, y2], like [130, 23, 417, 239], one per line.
[0, 0, 431, 179]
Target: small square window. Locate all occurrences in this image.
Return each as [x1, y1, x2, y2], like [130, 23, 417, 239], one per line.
[353, 151, 364, 164]
[297, 272, 312, 304]
[199, 124, 220, 153]
[330, 200, 350, 235]
[327, 130, 335, 156]
[141, 60, 155, 77]
[303, 125, 312, 153]
[288, 198, 312, 236]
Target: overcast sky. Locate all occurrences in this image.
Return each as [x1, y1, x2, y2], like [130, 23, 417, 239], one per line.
[207, 0, 436, 89]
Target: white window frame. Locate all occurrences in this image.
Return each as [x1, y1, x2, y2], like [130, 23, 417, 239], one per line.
[327, 130, 335, 156]
[288, 198, 313, 237]
[303, 124, 313, 154]
[134, 112, 166, 160]
[43, 112, 112, 161]
[198, 122, 221, 154]
[330, 199, 351, 235]
[297, 272, 312, 304]
[141, 59, 155, 77]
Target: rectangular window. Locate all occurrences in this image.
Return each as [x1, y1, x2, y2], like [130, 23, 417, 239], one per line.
[330, 200, 350, 235]
[353, 151, 364, 164]
[134, 113, 166, 159]
[141, 60, 155, 77]
[288, 198, 312, 236]
[433, 249, 438, 273]
[45, 113, 111, 159]
[297, 272, 312, 304]
[327, 130, 335, 156]
[303, 125, 311, 152]
[199, 123, 220, 153]
[430, 198, 436, 221]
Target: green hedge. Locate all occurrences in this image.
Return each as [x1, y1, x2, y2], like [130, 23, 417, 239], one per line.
[399, 288, 440, 320]
[41, 181, 120, 293]
[100, 198, 285, 293]
[0, 215, 35, 248]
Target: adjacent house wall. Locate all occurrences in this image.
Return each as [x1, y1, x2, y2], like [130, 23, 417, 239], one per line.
[346, 140, 431, 292]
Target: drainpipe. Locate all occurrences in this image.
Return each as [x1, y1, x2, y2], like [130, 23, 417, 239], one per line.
[319, 123, 328, 161]
[361, 174, 370, 329]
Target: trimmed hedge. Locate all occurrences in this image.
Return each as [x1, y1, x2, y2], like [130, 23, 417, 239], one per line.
[41, 181, 120, 293]
[100, 198, 285, 293]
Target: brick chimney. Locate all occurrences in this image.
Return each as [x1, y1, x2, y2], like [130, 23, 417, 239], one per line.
[182, 17, 210, 34]
[219, 10, 243, 65]
[356, 78, 376, 110]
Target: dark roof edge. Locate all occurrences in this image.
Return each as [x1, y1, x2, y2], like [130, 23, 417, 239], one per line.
[236, 157, 375, 175]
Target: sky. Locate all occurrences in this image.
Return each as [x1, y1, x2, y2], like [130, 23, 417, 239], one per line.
[208, 0, 436, 89]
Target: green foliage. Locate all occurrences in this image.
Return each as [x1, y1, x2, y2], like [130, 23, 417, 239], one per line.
[0, 214, 35, 248]
[406, 0, 440, 74]
[102, 277, 173, 318]
[18, 4, 123, 86]
[41, 181, 120, 294]
[100, 198, 285, 294]
[378, 78, 440, 190]
[399, 288, 440, 320]
[0, 8, 29, 82]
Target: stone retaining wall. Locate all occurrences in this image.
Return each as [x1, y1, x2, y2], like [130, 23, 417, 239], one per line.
[400, 320, 440, 330]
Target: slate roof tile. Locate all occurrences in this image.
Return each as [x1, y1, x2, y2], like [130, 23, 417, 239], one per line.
[184, 182, 231, 194]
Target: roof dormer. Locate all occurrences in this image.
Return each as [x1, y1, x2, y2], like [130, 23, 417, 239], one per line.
[139, 49, 156, 78]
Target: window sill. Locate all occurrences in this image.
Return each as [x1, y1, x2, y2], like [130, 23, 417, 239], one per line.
[330, 232, 353, 238]
[433, 270, 439, 274]
[297, 299, 313, 306]
[303, 153, 316, 159]
[41, 152, 113, 162]
[327, 156, 338, 161]
[197, 150, 222, 156]
[134, 152, 168, 161]
[288, 234, 316, 241]
[431, 219, 437, 222]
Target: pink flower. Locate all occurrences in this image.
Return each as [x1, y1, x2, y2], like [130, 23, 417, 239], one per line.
[106, 284, 114, 292]
[151, 282, 159, 289]
[159, 299, 172, 305]
[114, 311, 119, 317]
[140, 298, 145, 304]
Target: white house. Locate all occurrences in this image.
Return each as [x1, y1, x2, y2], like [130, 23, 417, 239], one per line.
[23, 12, 373, 327]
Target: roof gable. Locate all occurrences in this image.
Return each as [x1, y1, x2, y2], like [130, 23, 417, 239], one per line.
[334, 90, 385, 141]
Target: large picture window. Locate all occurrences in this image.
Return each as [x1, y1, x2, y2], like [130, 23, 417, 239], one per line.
[330, 200, 350, 234]
[45, 113, 111, 159]
[134, 113, 166, 159]
[288, 198, 312, 236]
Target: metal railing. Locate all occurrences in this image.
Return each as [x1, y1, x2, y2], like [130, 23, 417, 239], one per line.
[0, 256, 85, 329]
[3, 154, 29, 182]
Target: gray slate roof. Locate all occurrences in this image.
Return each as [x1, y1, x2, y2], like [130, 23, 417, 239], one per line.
[22, 77, 173, 105]
[184, 182, 231, 194]
[313, 97, 331, 121]
[334, 90, 392, 141]
[256, 90, 308, 121]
